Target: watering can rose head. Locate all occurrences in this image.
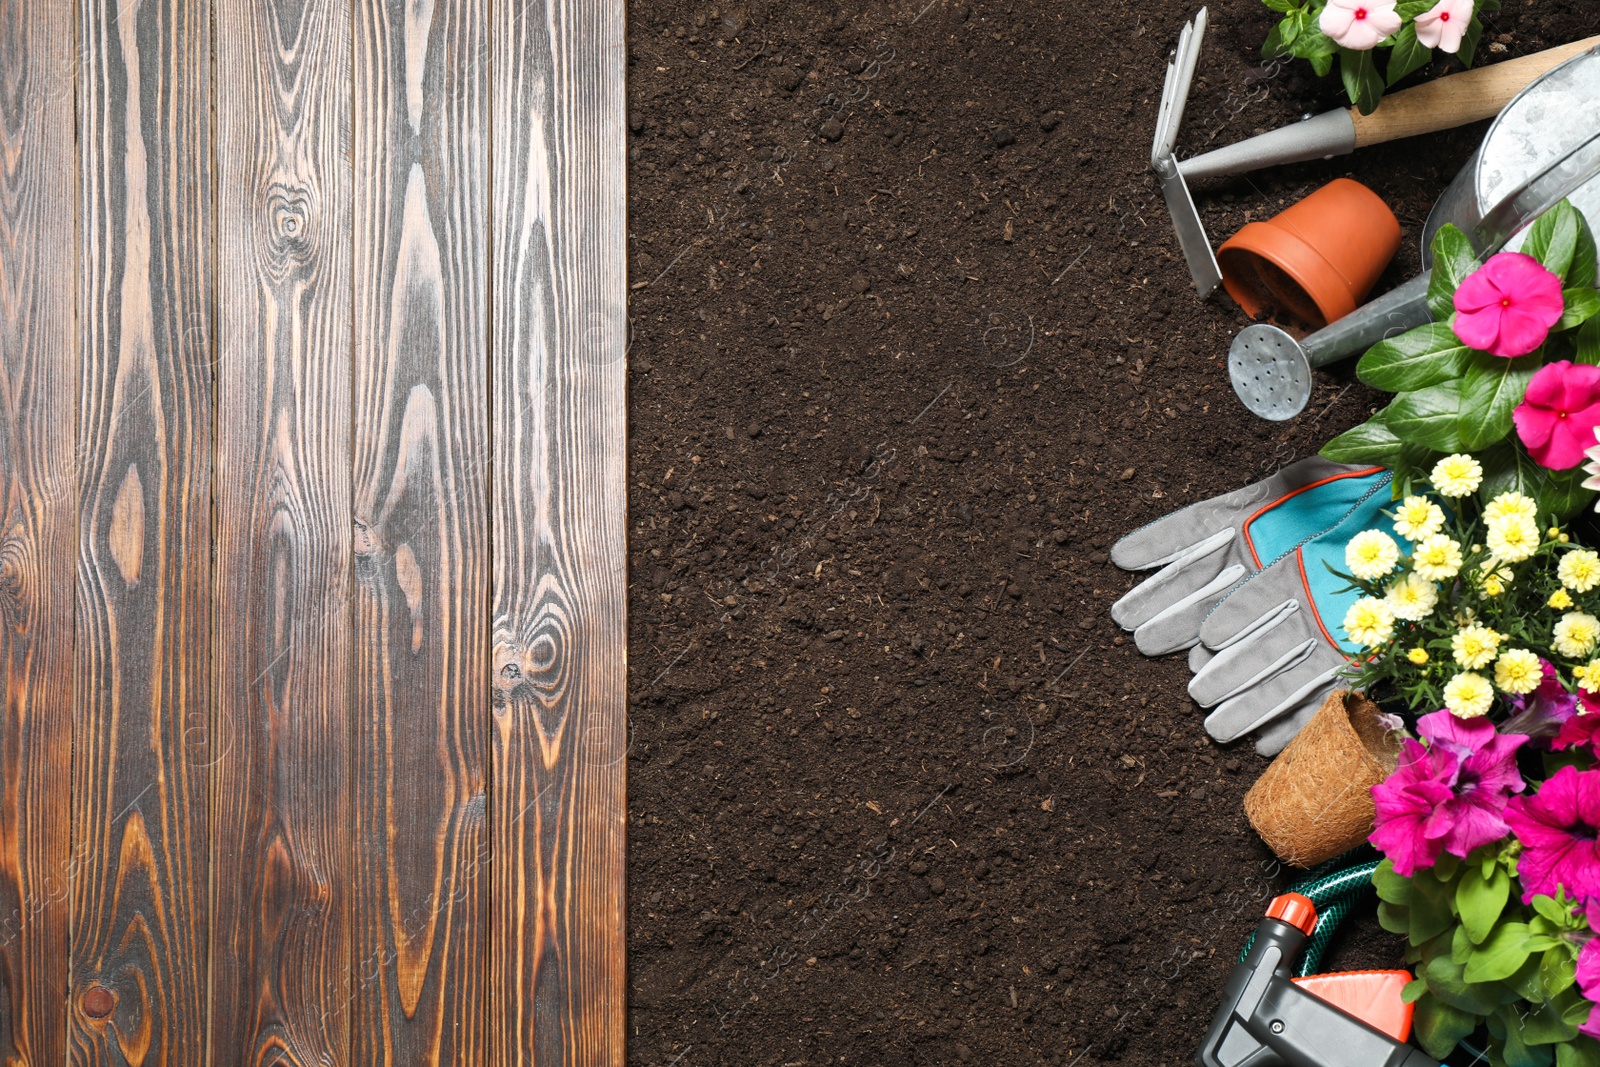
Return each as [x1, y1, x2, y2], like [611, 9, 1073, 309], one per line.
[1453, 251, 1565, 358]
[1513, 361, 1600, 470]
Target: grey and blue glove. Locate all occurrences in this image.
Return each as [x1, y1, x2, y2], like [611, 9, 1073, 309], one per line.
[1189, 470, 1396, 756]
[1111, 458, 1389, 655]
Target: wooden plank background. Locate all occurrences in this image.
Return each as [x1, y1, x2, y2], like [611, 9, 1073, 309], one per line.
[0, 0, 626, 1063]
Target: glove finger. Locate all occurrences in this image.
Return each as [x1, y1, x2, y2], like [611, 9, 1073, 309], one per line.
[1188, 643, 1215, 674]
[1132, 564, 1248, 655]
[1199, 556, 1307, 651]
[1204, 657, 1345, 745]
[1253, 683, 1339, 757]
[1109, 456, 1361, 571]
[1188, 608, 1307, 707]
[1110, 528, 1234, 632]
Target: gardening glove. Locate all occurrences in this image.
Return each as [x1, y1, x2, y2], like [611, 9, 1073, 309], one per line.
[1110, 458, 1389, 656]
[1188, 469, 1396, 757]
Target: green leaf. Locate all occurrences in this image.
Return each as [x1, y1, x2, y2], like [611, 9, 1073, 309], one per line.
[1415, 993, 1481, 1059]
[1261, 20, 1290, 58]
[1532, 895, 1573, 926]
[1426, 951, 1502, 1014]
[1500, 1004, 1559, 1067]
[1430, 224, 1481, 319]
[1459, 351, 1539, 450]
[1357, 321, 1473, 392]
[1340, 47, 1384, 115]
[1569, 207, 1598, 289]
[1321, 413, 1406, 466]
[1464, 921, 1536, 983]
[1474, 438, 1593, 520]
[1557, 288, 1600, 332]
[1526, 200, 1584, 281]
[1309, 50, 1334, 77]
[1458, 14, 1485, 70]
[1395, 0, 1437, 16]
[1542, 945, 1577, 999]
[1559, 1036, 1600, 1067]
[1388, 380, 1466, 451]
[1260, 0, 1298, 13]
[1386, 23, 1432, 86]
[1458, 862, 1512, 945]
[1518, 997, 1582, 1046]
[1402, 976, 1429, 1003]
[1378, 899, 1414, 935]
[1373, 857, 1412, 904]
[1578, 317, 1600, 365]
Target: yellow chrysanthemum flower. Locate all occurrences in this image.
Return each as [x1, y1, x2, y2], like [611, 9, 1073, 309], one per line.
[1443, 672, 1495, 718]
[1413, 535, 1464, 582]
[1580, 661, 1600, 695]
[1452, 625, 1502, 670]
[1385, 573, 1439, 622]
[1346, 529, 1401, 581]
[1551, 589, 1576, 610]
[1407, 647, 1430, 666]
[1494, 648, 1543, 695]
[1561, 549, 1600, 594]
[1392, 497, 1446, 542]
[1343, 597, 1395, 649]
[1554, 612, 1600, 659]
[1484, 491, 1538, 524]
[1486, 514, 1540, 563]
[1431, 454, 1484, 498]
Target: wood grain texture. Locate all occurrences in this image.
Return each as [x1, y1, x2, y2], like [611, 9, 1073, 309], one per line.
[352, 0, 489, 1061]
[0, 1, 75, 1062]
[70, 0, 213, 1061]
[212, 0, 353, 1062]
[490, 0, 628, 1063]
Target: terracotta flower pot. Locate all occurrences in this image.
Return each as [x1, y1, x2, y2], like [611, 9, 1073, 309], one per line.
[1218, 178, 1402, 333]
[1244, 689, 1402, 868]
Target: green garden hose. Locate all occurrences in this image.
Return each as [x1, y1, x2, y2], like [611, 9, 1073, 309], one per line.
[1238, 850, 1381, 976]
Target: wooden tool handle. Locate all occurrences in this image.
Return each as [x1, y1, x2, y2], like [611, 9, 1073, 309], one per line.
[1350, 36, 1600, 148]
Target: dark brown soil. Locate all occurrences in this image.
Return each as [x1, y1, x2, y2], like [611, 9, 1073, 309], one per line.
[623, 2, 1592, 1064]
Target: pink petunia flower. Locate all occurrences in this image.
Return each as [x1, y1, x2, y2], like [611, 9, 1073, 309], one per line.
[1453, 251, 1565, 357]
[1579, 899, 1600, 1039]
[1555, 692, 1600, 754]
[1502, 658, 1580, 743]
[1413, 0, 1473, 53]
[1514, 361, 1600, 471]
[1505, 764, 1600, 903]
[1319, 0, 1402, 50]
[1370, 709, 1527, 875]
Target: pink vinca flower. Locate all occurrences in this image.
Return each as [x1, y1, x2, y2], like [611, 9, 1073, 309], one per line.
[1453, 251, 1565, 357]
[1514, 361, 1600, 471]
[1319, 0, 1402, 50]
[1505, 764, 1600, 903]
[1370, 709, 1526, 876]
[1414, 0, 1473, 53]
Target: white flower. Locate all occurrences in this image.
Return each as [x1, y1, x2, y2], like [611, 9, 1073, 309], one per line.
[1431, 454, 1483, 498]
[1560, 549, 1600, 594]
[1494, 649, 1543, 695]
[1486, 514, 1540, 563]
[1452, 625, 1502, 670]
[1385, 573, 1438, 622]
[1343, 597, 1395, 649]
[1391, 497, 1445, 542]
[1412, 535, 1464, 581]
[1484, 491, 1538, 524]
[1443, 672, 1495, 718]
[1346, 529, 1401, 581]
[1554, 612, 1600, 659]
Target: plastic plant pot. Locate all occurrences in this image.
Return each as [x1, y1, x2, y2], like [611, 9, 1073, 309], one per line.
[1218, 178, 1402, 334]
